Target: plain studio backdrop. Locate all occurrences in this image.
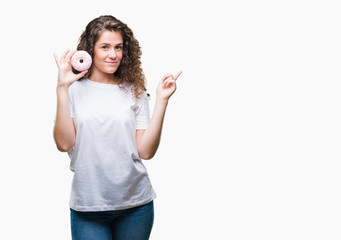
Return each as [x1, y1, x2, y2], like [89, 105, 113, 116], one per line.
[0, 0, 340, 239]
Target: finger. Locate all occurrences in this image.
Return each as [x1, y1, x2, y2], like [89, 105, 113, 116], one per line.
[163, 79, 176, 87]
[61, 49, 70, 60]
[162, 77, 171, 86]
[53, 53, 60, 68]
[174, 70, 183, 80]
[162, 73, 173, 82]
[77, 70, 88, 79]
[68, 70, 88, 86]
[66, 50, 76, 63]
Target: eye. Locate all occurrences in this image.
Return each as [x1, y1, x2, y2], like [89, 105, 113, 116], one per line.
[116, 45, 123, 50]
[102, 45, 108, 50]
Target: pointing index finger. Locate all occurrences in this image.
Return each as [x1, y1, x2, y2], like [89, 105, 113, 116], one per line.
[174, 70, 183, 80]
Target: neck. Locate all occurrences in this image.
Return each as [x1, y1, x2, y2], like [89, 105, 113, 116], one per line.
[89, 69, 119, 85]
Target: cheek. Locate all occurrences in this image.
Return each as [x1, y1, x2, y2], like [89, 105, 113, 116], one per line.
[117, 51, 122, 58]
[93, 53, 105, 65]
[118, 52, 124, 61]
[95, 51, 104, 60]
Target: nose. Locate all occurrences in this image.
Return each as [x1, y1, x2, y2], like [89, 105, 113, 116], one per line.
[109, 48, 117, 59]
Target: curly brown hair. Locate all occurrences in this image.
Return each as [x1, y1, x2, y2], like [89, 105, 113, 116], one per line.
[77, 15, 146, 99]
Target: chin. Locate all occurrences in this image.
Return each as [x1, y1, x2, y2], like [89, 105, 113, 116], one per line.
[106, 67, 119, 73]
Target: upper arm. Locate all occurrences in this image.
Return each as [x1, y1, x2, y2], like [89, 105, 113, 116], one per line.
[136, 129, 145, 148]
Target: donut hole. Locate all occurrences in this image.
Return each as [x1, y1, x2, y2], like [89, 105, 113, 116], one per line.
[79, 59, 84, 63]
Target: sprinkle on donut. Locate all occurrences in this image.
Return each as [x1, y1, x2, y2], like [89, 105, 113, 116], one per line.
[71, 50, 92, 72]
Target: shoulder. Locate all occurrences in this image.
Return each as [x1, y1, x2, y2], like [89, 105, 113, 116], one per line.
[68, 80, 88, 100]
[69, 79, 88, 92]
[69, 79, 82, 90]
[120, 82, 146, 98]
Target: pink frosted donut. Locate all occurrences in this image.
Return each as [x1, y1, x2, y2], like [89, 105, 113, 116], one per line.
[71, 50, 92, 71]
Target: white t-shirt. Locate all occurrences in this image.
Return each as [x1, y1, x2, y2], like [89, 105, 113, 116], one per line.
[68, 79, 156, 211]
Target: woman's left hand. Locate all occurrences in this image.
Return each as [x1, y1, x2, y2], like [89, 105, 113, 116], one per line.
[156, 71, 183, 101]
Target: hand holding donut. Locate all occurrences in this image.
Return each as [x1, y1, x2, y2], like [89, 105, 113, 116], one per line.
[156, 71, 183, 101]
[53, 49, 90, 88]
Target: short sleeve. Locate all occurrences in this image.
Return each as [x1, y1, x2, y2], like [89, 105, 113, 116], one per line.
[135, 92, 150, 130]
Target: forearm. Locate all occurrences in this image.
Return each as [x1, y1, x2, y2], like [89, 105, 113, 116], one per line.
[53, 87, 76, 152]
[138, 98, 168, 159]
[137, 70, 182, 159]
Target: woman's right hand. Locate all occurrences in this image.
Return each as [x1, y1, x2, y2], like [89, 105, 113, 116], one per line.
[53, 49, 88, 88]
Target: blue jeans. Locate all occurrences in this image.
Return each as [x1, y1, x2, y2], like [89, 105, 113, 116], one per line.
[70, 201, 154, 240]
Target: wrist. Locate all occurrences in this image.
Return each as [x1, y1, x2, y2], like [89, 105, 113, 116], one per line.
[56, 84, 69, 93]
[156, 96, 169, 106]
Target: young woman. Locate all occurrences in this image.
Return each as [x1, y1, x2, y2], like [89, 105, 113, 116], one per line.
[53, 15, 182, 240]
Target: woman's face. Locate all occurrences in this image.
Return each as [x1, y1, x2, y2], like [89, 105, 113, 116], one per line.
[92, 30, 123, 76]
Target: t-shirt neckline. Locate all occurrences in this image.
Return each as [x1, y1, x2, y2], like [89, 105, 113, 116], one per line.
[85, 79, 121, 88]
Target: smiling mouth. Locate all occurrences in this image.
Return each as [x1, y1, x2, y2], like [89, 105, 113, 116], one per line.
[105, 61, 117, 64]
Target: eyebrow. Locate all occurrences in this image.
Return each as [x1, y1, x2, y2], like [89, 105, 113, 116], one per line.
[99, 42, 123, 46]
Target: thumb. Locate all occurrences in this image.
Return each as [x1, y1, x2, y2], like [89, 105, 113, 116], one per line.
[69, 70, 88, 85]
[77, 70, 88, 79]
